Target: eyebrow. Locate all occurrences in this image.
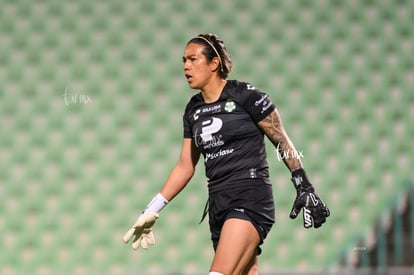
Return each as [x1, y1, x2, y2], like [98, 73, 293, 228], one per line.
[182, 55, 196, 61]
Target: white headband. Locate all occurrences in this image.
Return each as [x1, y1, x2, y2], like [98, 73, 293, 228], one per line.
[197, 36, 224, 72]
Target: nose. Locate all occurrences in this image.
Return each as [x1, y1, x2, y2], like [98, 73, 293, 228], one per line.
[183, 59, 191, 71]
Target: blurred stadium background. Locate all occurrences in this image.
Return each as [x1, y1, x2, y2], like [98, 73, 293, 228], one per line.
[0, 0, 413, 274]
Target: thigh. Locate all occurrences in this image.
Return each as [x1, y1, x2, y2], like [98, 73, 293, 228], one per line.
[209, 218, 260, 275]
[208, 181, 275, 253]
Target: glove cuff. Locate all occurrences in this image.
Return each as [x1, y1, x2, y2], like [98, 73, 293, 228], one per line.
[143, 193, 169, 214]
[291, 169, 314, 192]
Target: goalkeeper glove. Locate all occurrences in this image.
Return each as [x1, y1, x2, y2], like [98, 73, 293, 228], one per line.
[289, 169, 330, 228]
[123, 212, 159, 250]
[123, 193, 168, 250]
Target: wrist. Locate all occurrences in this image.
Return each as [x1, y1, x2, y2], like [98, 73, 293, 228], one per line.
[291, 169, 314, 192]
[143, 193, 169, 214]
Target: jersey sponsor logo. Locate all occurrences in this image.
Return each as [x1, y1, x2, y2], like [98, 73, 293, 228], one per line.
[255, 95, 268, 106]
[200, 117, 223, 142]
[194, 117, 224, 149]
[202, 104, 221, 113]
[193, 104, 221, 121]
[303, 207, 312, 228]
[205, 148, 234, 163]
[261, 101, 273, 114]
[201, 136, 224, 149]
[255, 94, 273, 114]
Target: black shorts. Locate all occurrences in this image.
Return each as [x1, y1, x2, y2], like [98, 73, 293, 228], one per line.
[207, 179, 275, 255]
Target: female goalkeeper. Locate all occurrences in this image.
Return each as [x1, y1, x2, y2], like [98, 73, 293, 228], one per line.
[123, 33, 330, 275]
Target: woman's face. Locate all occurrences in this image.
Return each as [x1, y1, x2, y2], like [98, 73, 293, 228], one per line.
[182, 42, 219, 90]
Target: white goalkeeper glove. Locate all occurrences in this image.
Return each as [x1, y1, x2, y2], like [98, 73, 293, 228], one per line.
[123, 193, 168, 250]
[123, 212, 159, 250]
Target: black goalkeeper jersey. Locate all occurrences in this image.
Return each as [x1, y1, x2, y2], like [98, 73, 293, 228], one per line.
[183, 80, 276, 192]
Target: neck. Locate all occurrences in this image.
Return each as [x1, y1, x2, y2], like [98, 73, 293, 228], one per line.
[200, 78, 227, 104]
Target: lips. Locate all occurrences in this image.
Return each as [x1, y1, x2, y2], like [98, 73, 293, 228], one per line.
[185, 74, 193, 82]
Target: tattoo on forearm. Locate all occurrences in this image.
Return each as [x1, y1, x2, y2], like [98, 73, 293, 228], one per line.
[258, 111, 303, 172]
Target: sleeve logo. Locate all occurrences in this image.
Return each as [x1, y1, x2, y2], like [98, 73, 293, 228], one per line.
[254, 94, 273, 113]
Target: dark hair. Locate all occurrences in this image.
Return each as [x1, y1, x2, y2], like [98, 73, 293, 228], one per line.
[187, 33, 232, 79]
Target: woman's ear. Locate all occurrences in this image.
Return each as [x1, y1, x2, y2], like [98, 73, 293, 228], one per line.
[210, 57, 221, 72]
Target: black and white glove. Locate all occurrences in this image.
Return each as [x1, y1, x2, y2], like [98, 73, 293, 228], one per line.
[289, 169, 330, 228]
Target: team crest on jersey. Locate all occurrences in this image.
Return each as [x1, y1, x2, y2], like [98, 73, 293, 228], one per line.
[224, 99, 236, 112]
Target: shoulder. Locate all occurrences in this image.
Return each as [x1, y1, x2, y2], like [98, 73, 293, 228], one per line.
[226, 80, 255, 93]
[226, 80, 275, 122]
[225, 80, 267, 103]
[184, 92, 203, 116]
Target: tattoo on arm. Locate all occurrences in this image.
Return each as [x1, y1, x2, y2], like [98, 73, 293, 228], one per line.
[258, 110, 303, 172]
